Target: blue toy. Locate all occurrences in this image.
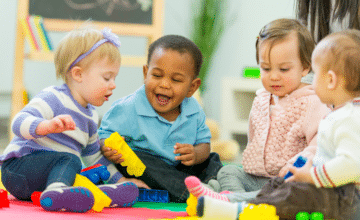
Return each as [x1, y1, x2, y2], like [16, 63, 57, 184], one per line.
[284, 156, 307, 180]
[138, 189, 169, 203]
[80, 164, 110, 185]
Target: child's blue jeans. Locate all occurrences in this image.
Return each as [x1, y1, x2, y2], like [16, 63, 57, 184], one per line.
[1, 151, 82, 201]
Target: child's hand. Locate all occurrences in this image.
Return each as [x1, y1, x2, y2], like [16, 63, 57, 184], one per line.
[174, 143, 196, 166]
[101, 144, 124, 164]
[278, 163, 292, 178]
[279, 151, 315, 178]
[285, 158, 315, 184]
[118, 177, 150, 189]
[36, 115, 76, 136]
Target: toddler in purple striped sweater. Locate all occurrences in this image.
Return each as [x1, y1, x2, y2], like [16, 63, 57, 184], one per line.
[0, 25, 138, 212]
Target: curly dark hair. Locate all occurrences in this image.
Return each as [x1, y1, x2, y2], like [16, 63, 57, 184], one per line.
[147, 35, 203, 78]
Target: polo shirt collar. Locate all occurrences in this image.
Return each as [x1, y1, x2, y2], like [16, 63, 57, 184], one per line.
[135, 85, 200, 118]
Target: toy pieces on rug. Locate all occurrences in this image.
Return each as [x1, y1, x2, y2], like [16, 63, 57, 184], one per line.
[31, 191, 42, 206]
[81, 164, 110, 185]
[104, 132, 146, 177]
[186, 193, 197, 216]
[239, 203, 279, 220]
[0, 189, 10, 208]
[73, 174, 112, 212]
[138, 189, 169, 203]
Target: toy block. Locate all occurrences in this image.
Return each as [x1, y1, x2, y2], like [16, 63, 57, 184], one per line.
[73, 174, 111, 212]
[0, 189, 9, 208]
[81, 164, 110, 185]
[239, 203, 279, 220]
[104, 132, 146, 177]
[138, 189, 169, 203]
[284, 156, 307, 180]
[296, 212, 324, 220]
[31, 191, 42, 206]
[186, 193, 197, 216]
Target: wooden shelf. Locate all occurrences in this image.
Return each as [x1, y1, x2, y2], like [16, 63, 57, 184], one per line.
[25, 51, 54, 62]
[220, 77, 263, 140]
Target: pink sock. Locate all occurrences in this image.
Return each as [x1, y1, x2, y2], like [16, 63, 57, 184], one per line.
[185, 176, 229, 202]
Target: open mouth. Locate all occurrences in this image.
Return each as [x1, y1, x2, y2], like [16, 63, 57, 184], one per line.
[156, 94, 170, 106]
[105, 94, 111, 101]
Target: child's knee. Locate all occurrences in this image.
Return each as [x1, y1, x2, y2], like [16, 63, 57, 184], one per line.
[56, 152, 82, 172]
[1, 168, 31, 200]
[217, 165, 245, 178]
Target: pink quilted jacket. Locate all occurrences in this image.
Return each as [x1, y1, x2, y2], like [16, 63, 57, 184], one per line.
[242, 85, 330, 177]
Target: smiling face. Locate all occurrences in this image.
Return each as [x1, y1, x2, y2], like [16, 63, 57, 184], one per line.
[259, 32, 310, 99]
[75, 57, 120, 107]
[143, 48, 201, 121]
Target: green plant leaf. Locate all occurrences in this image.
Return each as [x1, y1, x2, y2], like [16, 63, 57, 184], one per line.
[191, 0, 229, 93]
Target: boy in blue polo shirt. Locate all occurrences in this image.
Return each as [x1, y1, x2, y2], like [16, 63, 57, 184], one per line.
[98, 35, 223, 203]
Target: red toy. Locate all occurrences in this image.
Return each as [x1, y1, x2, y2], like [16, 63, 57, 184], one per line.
[0, 189, 10, 208]
[31, 191, 42, 207]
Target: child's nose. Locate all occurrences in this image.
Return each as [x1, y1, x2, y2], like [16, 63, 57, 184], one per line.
[270, 71, 281, 80]
[109, 80, 116, 90]
[160, 77, 171, 88]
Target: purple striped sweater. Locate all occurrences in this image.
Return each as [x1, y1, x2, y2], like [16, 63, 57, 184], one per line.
[0, 84, 122, 183]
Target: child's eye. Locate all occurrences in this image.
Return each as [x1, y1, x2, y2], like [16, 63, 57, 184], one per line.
[153, 74, 161, 78]
[103, 77, 110, 81]
[280, 68, 289, 72]
[261, 67, 270, 72]
[173, 78, 182, 82]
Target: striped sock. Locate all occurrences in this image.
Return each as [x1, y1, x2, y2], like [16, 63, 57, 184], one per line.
[185, 176, 229, 201]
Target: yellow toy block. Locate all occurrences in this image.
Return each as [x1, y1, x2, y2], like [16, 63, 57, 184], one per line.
[175, 217, 199, 220]
[239, 203, 279, 220]
[186, 193, 198, 216]
[73, 174, 112, 212]
[105, 132, 146, 177]
[0, 171, 5, 190]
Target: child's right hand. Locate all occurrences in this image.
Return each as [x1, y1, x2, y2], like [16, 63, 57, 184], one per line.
[101, 144, 124, 164]
[36, 115, 76, 136]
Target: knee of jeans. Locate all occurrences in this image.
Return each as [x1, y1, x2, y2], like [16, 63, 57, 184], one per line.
[57, 152, 82, 173]
[217, 165, 244, 177]
[2, 168, 31, 200]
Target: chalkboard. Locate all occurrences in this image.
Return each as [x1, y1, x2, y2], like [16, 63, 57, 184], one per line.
[29, 0, 153, 25]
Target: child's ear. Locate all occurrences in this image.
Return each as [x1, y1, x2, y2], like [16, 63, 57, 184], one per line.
[70, 66, 83, 82]
[327, 70, 337, 90]
[143, 65, 149, 83]
[186, 78, 202, 97]
[301, 65, 311, 77]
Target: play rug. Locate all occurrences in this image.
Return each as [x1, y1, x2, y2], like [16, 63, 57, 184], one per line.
[0, 195, 189, 220]
[0, 170, 192, 220]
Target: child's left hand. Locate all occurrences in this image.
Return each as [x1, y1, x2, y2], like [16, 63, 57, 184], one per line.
[174, 143, 196, 166]
[285, 158, 315, 185]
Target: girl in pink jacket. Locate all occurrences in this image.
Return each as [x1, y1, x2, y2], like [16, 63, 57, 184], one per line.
[185, 18, 329, 205]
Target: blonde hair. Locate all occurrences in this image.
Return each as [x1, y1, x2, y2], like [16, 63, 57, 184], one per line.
[55, 25, 121, 81]
[255, 18, 315, 70]
[319, 29, 360, 92]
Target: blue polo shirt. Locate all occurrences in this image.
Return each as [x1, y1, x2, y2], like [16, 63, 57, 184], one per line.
[98, 85, 211, 166]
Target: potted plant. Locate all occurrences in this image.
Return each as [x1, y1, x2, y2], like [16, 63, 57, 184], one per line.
[191, 0, 228, 93]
